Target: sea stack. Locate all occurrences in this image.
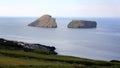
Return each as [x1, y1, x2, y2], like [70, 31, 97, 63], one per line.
[28, 15, 57, 28]
[67, 20, 97, 28]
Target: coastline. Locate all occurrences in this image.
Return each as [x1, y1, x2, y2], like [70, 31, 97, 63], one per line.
[0, 38, 120, 68]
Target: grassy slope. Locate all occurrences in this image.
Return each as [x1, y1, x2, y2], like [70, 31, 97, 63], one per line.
[0, 49, 120, 68]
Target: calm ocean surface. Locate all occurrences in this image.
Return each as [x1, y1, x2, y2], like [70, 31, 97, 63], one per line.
[0, 17, 120, 61]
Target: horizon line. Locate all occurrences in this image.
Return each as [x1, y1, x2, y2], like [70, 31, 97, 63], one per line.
[0, 16, 120, 18]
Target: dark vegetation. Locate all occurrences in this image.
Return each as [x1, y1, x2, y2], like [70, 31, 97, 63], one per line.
[0, 38, 120, 68]
[0, 38, 57, 55]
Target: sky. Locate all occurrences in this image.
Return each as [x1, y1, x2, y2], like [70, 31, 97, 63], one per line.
[0, 0, 120, 17]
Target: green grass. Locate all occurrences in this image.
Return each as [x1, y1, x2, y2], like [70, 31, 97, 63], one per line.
[0, 55, 80, 68]
[0, 49, 120, 68]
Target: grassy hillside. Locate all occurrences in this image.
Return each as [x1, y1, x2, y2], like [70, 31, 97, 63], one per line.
[0, 49, 120, 68]
[0, 38, 120, 68]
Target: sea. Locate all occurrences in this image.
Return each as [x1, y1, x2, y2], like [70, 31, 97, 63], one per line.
[0, 17, 120, 61]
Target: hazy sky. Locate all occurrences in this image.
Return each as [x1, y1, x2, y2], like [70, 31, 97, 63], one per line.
[0, 0, 120, 17]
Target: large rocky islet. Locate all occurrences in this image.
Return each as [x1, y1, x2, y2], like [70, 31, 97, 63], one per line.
[28, 15, 57, 28]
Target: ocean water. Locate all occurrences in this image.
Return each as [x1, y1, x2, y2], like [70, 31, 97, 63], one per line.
[0, 17, 120, 61]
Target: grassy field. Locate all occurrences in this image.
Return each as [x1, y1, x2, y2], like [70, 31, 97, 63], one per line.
[0, 49, 120, 68]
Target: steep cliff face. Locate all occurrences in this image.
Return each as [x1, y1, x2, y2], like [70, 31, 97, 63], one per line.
[68, 20, 97, 28]
[28, 15, 57, 28]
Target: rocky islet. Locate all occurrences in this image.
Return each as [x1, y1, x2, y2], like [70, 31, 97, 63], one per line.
[67, 20, 97, 28]
[28, 15, 57, 28]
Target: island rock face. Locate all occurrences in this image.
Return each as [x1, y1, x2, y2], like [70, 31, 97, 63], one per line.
[28, 15, 57, 28]
[67, 20, 97, 28]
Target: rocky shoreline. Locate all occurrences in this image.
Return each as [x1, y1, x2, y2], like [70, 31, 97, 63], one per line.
[0, 38, 57, 55]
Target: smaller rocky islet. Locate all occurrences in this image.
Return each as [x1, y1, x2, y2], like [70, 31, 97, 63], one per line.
[67, 20, 97, 28]
[28, 14, 97, 28]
